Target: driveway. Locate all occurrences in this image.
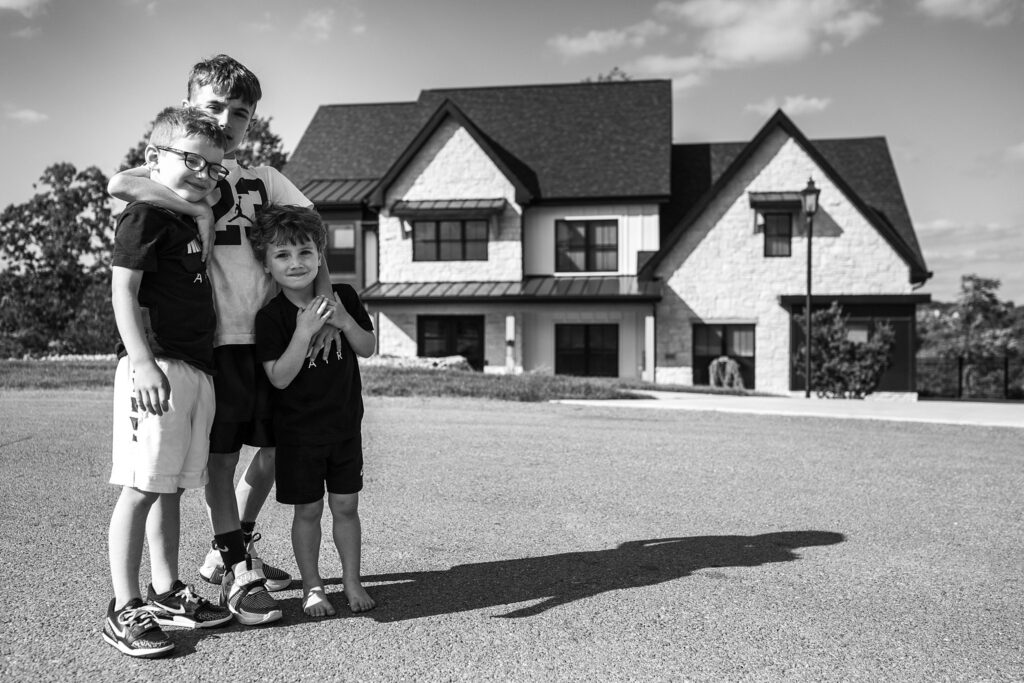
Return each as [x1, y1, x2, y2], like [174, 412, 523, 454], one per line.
[1, 391, 1020, 681]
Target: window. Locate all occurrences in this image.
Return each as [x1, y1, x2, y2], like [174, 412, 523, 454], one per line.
[692, 324, 756, 388]
[555, 220, 618, 272]
[412, 220, 488, 261]
[325, 222, 356, 273]
[846, 321, 870, 344]
[762, 213, 792, 257]
[418, 316, 485, 370]
[555, 324, 618, 377]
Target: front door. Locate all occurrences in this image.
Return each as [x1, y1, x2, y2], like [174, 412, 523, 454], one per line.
[418, 315, 485, 370]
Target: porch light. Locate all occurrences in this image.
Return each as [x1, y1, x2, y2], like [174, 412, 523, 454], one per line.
[802, 178, 820, 398]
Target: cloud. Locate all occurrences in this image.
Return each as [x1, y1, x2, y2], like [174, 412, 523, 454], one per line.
[11, 24, 40, 38]
[916, 219, 1024, 302]
[4, 106, 48, 124]
[745, 95, 833, 116]
[916, 0, 1019, 26]
[1005, 141, 1024, 163]
[298, 8, 336, 41]
[0, 0, 49, 16]
[654, 0, 881, 65]
[549, 19, 669, 57]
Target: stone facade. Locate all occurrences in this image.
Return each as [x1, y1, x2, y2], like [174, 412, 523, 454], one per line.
[653, 129, 915, 393]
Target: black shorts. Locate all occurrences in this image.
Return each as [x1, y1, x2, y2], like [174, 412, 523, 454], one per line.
[275, 436, 363, 505]
[209, 345, 275, 454]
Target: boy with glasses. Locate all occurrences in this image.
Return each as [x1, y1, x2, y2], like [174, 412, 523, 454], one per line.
[105, 106, 232, 658]
[109, 54, 337, 625]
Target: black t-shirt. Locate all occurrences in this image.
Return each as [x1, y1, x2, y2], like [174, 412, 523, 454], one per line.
[111, 202, 216, 375]
[254, 284, 374, 446]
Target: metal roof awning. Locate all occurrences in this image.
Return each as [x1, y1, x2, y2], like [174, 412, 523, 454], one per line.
[390, 198, 507, 219]
[778, 294, 932, 308]
[301, 178, 378, 205]
[748, 191, 803, 210]
[362, 276, 661, 303]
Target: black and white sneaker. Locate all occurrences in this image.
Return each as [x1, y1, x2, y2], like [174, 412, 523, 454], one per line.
[200, 534, 292, 592]
[102, 598, 174, 659]
[146, 580, 233, 629]
[220, 557, 283, 626]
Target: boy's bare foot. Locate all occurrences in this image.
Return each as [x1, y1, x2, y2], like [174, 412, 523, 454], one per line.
[302, 586, 336, 617]
[343, 579, 376, 613]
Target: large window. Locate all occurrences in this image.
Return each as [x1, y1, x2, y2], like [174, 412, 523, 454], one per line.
[692, 324, 756, 389]
[418, 316, 485, 370]
[555, 324, 618, 377]
[412, 220, 488, 261]
[555, 220, 618, 272]
[762, 213, 792, 257]
[325, 222, 356, 273]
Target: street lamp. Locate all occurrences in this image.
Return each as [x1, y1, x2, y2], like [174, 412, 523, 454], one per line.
[801, 178, 820, 398]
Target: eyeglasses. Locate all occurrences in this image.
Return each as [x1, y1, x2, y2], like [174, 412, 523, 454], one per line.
[156, 146, 229, 181]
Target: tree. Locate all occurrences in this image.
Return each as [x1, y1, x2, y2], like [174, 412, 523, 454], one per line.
[119, 114, 288, 171]
[796, 302, 895, 399]
[583, 67, 632, 83]
[0, 163, 116, 354]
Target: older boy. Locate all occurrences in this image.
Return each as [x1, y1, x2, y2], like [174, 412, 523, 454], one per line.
[252, 206, 376, 617]
[105, 107, 232, 658]
[109, 55, 335, 625]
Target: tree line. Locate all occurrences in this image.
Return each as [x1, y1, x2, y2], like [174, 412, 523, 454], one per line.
[0, 116, 286, 357]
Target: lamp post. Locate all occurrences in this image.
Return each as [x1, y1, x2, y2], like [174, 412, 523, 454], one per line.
[801, 178, 820, 398]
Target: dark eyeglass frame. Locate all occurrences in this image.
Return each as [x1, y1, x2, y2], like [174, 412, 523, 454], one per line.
[156, 146, 229, 181]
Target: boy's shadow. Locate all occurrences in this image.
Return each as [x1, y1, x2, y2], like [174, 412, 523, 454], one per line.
[333, 530, 844, 621]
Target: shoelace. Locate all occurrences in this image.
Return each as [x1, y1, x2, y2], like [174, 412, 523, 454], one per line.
[120, 605, 159, 628]
[176, 584, 202, 607]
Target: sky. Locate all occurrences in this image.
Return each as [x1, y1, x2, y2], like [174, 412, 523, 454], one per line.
[1, 0, 1021, 305]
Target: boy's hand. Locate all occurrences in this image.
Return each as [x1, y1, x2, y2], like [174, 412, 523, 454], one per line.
[325, 291, 357, 331]
[133, 359, 170, 416]
[195, 204, 215, 262]
[296, 295, 333, 341]
[309, 325, 343, 361]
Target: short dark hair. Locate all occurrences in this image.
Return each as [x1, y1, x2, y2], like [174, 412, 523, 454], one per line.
[187, 54, 262, 106]
[251, 205, 326, 264]
[149, 106, 227, 149]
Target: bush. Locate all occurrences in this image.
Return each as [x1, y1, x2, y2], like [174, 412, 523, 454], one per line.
[797, 302, 895, 399]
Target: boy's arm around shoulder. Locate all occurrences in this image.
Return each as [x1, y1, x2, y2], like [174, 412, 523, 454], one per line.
[257, 299, 333, 390]
[110, 266, 170, 415]
[108, 167, 216, 261]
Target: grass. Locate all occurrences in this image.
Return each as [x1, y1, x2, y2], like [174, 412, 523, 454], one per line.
[0, 357, 766, 400]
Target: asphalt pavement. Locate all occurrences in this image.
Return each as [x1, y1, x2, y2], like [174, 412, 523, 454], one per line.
[1, 391, 1021, 681]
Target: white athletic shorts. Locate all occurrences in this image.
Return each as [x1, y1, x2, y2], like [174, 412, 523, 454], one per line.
[110, 356, 215, 494]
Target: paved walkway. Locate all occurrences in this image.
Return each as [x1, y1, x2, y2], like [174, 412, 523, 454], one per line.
[557, 390, 1024, 429]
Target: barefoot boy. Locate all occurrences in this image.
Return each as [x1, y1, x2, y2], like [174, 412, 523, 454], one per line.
[252, 205, 377, 616]
[105, 106, 232, 658]
[109, 54, 337, 625]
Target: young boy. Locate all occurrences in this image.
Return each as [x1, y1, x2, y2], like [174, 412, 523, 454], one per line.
[105, 106, 233, 658]
[108, 54, 336, 625]
[252, 205, 377, 617]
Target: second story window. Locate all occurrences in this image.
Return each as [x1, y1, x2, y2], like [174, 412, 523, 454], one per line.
[556, 219, 618, 272]
[762, 213, 792, 257]
[412, 219, 488, 261]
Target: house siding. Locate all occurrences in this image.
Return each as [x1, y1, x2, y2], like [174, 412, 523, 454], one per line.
[378, 120, 522, 283]
[653, 129, 915, 393]
[523, 204, 660, 276]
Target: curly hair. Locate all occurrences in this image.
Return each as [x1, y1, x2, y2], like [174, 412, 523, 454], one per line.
[251, 205, 327, 264]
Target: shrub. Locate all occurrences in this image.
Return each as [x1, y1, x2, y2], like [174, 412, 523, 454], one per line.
[797, 302, 895, 399]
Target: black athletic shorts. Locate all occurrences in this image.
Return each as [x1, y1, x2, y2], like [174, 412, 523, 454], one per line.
[275, 436, 363, 505]
[209, 345, 275, 454]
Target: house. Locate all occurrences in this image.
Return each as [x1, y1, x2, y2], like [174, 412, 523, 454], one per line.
[285, 80, 931, 394]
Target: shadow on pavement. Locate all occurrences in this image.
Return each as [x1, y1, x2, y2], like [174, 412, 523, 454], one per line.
[338, 530, 845, 622]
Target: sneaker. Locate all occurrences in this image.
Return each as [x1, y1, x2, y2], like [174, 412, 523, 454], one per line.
[102, 598, 174, 659]
[220, 557, 283, 626]
[200, 535, 292, 592]
[145, 580, 233, 629]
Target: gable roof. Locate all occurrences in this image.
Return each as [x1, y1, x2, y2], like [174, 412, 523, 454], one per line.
[285, 80, 672, 204]
[645, 110, 931, 285]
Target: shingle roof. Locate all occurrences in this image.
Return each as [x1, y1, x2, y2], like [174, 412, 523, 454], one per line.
[650, 111, 930, 284]
[285, 80, 672, 203]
